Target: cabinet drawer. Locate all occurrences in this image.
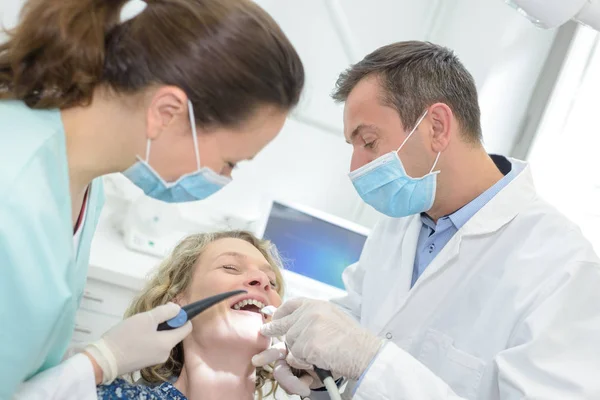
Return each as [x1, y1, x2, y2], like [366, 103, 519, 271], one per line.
[79, 278, 137, 318]
[72, 308, 121, 343]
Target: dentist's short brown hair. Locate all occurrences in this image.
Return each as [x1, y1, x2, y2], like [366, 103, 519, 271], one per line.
[332, 41, 482, 143]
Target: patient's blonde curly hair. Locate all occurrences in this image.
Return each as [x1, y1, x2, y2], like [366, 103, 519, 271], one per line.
[125, 230, 285, 399]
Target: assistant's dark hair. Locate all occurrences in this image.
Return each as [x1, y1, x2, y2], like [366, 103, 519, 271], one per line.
[0, 0, 305, 128]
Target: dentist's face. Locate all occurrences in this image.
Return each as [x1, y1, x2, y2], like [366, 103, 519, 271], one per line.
[343, 75, 434, 179]
[181, 238, 283, 352]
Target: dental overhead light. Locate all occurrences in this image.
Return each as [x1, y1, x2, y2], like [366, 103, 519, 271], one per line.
[504, 0, 600, 31]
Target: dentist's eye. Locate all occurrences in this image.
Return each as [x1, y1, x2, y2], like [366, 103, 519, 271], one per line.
[364, 140, 376, 149]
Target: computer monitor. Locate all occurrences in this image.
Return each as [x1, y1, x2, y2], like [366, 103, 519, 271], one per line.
[258, 200, 370, 293]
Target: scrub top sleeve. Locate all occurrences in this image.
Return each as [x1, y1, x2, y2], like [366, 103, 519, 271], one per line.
[12, 354, 97, 400]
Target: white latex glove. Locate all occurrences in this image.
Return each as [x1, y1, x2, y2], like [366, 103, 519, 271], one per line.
[260, 298, 383, 381]
[252, 340, 314, 397]
[85, 302, 192, 384]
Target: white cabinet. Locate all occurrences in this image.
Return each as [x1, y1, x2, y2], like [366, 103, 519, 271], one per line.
[79, 278, 137, 318]
[72, 309, 121, 345]
[69, 277, 137, 349]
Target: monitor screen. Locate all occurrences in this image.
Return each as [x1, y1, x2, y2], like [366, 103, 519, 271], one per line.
[261, 201, 369, 290]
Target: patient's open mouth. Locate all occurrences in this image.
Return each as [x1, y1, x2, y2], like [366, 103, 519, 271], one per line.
[231, 298, 265, 314]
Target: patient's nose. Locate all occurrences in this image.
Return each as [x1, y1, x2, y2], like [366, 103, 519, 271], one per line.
[244, 270, 271, 291]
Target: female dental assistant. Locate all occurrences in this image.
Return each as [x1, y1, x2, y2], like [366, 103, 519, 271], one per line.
[0, 0, 304, 397]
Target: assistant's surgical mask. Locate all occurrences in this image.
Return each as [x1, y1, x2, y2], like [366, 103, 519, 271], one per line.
[349, 110, 440, 218]
[123, 100, 231, 203]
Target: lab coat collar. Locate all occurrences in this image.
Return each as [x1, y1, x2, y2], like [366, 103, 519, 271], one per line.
[460, 158, 535, 237]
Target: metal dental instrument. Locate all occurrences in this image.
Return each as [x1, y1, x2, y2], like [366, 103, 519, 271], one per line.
[260, 306, 342, 400]
[157, 289, 247, 331]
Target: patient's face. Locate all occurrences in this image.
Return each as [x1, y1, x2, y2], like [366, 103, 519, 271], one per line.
[182, 238, 282, 352]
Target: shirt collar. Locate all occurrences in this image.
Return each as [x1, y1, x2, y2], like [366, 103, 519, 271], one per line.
[421, 155, 520, 231]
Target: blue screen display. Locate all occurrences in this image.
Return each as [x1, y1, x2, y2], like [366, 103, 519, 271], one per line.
[262, 202, 368, 290]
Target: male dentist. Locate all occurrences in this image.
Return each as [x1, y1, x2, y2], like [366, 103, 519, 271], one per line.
[254, 41, 600, 399]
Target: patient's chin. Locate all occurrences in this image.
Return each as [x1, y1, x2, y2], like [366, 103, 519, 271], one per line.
[226, 310, 271, 350]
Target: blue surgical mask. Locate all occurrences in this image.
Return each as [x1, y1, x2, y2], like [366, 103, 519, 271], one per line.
[348, 111, 441, 218]
[123, 100, 232, 203]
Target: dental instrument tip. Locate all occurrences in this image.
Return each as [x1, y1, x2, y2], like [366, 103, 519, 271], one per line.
[261, 305, 277, 316]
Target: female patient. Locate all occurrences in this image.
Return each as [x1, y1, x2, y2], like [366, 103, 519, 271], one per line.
[97, 230, 285, 400]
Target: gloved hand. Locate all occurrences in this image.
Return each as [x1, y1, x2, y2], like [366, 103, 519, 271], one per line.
[260, 298, 384, 381]
[84, 302, 192, 384]
[252, 340, 314, 397]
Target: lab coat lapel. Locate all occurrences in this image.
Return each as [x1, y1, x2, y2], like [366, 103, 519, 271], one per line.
[374, 230, 463, 336]
[367, 215, 421, 334]
[406, 161, 535, 291]
[409, 232, 462, 292]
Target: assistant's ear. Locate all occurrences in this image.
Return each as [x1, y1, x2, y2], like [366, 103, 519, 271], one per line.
[427, 103, 452, 153]
[146, 86, 189, 140]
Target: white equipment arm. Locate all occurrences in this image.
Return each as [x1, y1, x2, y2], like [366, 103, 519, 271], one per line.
[504, 0, 600, 31]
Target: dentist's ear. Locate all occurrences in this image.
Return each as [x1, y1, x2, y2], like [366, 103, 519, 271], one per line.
[428, 103, 453, 153]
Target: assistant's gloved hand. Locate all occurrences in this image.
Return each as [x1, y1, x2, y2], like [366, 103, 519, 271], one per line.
[260, 298, 384, 381]
[84, 302, 192, 384]
[252, 339, 314, 397]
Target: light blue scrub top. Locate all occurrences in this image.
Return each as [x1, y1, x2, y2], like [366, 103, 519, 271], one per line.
[0, 100, 105, 398]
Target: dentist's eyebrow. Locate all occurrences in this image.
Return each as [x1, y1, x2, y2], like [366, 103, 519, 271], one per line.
[346, 124, 379, 144]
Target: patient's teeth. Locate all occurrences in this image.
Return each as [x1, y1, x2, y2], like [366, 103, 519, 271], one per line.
[232, 299, 267, 311]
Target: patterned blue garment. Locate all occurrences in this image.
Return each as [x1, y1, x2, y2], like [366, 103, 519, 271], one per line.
[97, 378, 187, 400]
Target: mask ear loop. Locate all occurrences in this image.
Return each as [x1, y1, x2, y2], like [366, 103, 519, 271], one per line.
[187, 100, 201, 171]
[430, 152, 441, 173]
[144, 138, 151, 163]
[396, 110, 429, 153]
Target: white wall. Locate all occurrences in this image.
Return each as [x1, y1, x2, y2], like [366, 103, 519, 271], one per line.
[0, 0, 20, 39]
[527, 26, 600, 255]
[1, 0, 557, 230]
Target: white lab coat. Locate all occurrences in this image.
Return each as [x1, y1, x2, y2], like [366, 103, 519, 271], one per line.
[13, 354, 97, 400]
[313, 159, 600, 400]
